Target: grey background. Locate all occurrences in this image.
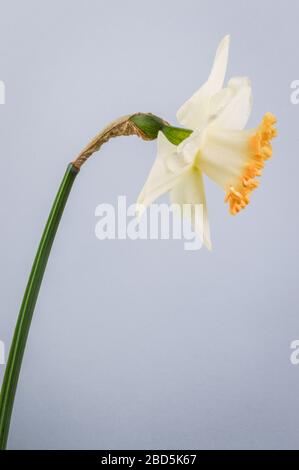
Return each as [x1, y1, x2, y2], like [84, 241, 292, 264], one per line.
[0, 0, 298, 450]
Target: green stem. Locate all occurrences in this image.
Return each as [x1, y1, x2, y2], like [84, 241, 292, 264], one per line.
[0, 113, 190, 450]
[0, 163, 78, 449]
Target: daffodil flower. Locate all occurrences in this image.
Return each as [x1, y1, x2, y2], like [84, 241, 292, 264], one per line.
[0, 36, 277, 450]
[137, 36, 277, 249]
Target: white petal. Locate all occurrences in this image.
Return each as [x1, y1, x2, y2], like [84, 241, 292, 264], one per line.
[170, 168, 212, 250]
[211, 77, 252, 130]
[176, 35, 230, 130]
[136, 132, 190, 215]
[177, 126, 206, 164]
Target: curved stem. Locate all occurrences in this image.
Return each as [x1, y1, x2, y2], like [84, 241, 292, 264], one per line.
[0, 113, 161, 450]
[0, 164, 78, 449]
[0, 112, 187, 449]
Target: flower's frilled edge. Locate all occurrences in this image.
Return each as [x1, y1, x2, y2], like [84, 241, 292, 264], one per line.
[225, 112, 277, 215]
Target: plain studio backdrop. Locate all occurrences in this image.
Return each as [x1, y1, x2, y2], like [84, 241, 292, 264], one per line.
[0, 0, 298, 450]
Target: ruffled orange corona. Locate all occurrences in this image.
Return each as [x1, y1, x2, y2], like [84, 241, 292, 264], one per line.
[225, 113, 277, 215]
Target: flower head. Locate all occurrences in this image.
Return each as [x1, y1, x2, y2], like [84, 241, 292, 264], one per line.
[137, 36, 277, 249]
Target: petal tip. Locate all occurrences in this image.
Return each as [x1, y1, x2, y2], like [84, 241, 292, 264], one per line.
[135, 202, 146, 221]
[205, 239, 212, 251]
[220, 34, 230, 50]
